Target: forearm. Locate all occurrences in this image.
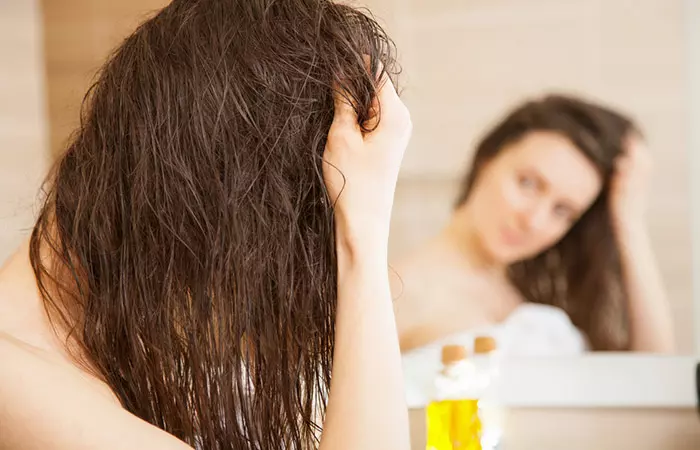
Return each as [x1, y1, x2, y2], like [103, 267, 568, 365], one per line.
[615, 221, 675, 352]
[319, 232, 409, 450]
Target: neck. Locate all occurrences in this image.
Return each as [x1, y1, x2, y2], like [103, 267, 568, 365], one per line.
[440, 203, 507, 275]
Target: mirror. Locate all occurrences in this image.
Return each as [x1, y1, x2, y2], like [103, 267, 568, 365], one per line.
[383, 0, 694, 358]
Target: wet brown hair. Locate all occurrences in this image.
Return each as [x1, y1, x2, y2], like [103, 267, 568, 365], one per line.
[29, 0, 397, 448]
[455, 94, 637, 351]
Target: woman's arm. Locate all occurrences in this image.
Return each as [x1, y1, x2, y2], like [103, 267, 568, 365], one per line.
[611, 136, 675, 352]
[319, 70, 412, 450]
[614, 221, 675, 352]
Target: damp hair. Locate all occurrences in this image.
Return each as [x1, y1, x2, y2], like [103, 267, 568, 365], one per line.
[29, 0, 398, 448]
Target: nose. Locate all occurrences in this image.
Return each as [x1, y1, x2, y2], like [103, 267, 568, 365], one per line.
[516, 200, 550, 233]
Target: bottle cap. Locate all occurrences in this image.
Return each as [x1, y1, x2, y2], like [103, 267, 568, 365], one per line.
[441, 344, 467, 365]
[474, 336, 497, 354]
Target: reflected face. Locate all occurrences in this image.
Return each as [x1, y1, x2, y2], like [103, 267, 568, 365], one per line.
[466, 131, 603, 264]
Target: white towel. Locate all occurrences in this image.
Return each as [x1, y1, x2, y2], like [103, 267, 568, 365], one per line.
[401, 303, 587, 407]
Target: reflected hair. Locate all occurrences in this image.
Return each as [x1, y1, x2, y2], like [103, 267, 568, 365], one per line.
[455, 94, 638, 351]
[29, 0, 398, 448]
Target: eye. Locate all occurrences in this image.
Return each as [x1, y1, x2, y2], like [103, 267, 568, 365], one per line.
[553, 204, 575, 221]
[518, 174, 538, 191]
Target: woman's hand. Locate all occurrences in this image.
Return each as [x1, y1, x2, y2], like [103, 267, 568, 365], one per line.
[609, 134, 654, 228]
[322, 70, 412, 253]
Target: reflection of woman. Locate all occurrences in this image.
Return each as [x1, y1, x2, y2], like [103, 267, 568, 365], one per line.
[0, 1, 412, 449]
[394, 94, 674, 358]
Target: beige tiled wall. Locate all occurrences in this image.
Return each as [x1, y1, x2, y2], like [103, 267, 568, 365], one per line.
[0, 1, 49, 264]
[364, 0, 695, 353]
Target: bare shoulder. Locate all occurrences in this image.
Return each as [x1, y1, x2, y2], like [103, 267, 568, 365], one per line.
[390, 238, 458, 309]
[0, 332, 192, 450]
[389, 240, 501, 352]
[390, 248, 448, 349]
[390, 254, 433, 315]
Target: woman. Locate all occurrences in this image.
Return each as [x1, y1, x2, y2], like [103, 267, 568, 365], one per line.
[394, 94, 674, 361]
[0, 1, 412, 449]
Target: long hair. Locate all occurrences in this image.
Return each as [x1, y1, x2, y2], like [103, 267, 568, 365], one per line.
[455, 94, 637, 351]
[29, 0, 398, 448]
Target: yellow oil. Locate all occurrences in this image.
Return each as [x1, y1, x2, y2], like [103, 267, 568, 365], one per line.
[425, 399, 482, 450]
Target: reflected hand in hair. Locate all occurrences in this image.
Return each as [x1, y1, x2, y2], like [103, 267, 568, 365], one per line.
[608, 135, 674, 353]
[609, 134, 654, 224]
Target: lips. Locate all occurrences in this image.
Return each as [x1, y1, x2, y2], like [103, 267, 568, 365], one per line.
[499, 226, 524, 246]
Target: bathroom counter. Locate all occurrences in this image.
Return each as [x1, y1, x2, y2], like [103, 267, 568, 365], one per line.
[409, 407, 700, 449]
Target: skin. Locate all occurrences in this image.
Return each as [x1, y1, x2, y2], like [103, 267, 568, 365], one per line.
[609, 136, 674, 352]
[0, 72, 412, 449]
[393, 131, 674, 354]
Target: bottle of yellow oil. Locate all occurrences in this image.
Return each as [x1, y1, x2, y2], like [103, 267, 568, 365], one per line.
[426, 345, 483, 450]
